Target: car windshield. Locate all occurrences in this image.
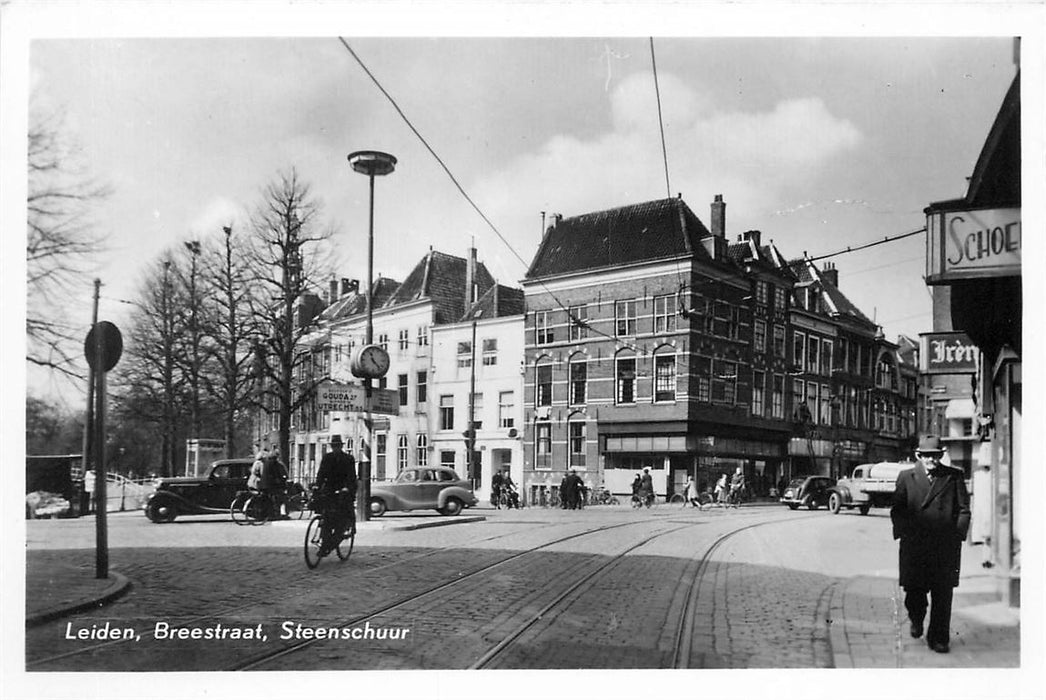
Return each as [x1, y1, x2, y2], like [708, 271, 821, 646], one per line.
[787, 478, 806, 489]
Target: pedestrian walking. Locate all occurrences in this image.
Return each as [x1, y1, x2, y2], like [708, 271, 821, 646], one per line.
[83, 469, 96, 514]
[560, 473, 574, 510]
[683, 476, 699, 508]
[261, 447, 290, 518]
[639, 467, 654, 507]
[631, 472, 643, 508]
[728, 466, 745, 507]
[714, 473, 728, 504]
[971, 462, 993, 568]
[491, 469, 504, 508]
[891, 435, 971, 654]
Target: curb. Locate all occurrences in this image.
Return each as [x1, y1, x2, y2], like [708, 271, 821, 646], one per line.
[269, 515, 487, 531]
[26, 571, 132, 628]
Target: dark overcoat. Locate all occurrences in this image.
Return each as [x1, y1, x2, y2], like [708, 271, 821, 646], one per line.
[890, 462, 971, 589]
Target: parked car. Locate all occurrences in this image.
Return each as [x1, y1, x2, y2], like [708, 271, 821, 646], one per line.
[779, 476, 835, 511]
[144, 458, 253, 523]
[828, 461, 914, 515]
[369, 467, 478, 517]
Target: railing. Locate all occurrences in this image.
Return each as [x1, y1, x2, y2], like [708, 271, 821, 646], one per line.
[97, 475, 157, 512]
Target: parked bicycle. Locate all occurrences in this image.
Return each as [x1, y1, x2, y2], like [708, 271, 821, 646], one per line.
[231, 485, 303, 525]
[304, 488, 355, 569]
[587, 487, 619, 506]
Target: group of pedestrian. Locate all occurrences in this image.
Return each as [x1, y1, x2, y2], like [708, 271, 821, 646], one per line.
[559, 469, 586, 509]
[248, 445, 291, 519]
[630, 467, 654, 508]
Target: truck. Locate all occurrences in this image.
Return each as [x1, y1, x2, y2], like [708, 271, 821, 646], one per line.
[827, 461, 914, 515]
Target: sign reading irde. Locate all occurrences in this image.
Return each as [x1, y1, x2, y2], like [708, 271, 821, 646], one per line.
[919, 332, 979, 374]
[926, 207, 1020, 282]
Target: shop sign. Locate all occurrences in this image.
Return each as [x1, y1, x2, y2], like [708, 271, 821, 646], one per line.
[926, 207, 1020, 283]
[919, 332, 979, 374]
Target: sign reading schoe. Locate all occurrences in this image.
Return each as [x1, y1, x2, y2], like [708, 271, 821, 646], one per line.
[926, 207, 1020, 283]
[919, 332, 979, 374]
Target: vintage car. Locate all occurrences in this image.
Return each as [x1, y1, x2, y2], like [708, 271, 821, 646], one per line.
[828, 461, 914, 515]
[369, 467, 478, 517]
[144, 458, 253, 523]
[779, 475, 835, 510]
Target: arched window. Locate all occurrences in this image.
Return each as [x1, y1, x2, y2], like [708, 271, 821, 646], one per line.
[397, 434, 409, 470]
[535, 357, 553, 407]
[416, 434, 428, 466]
[568, 413, 587, 467]
[616, 351, 636, 404]
[653, 347, 677, 402]
[569, 353, 587, 405]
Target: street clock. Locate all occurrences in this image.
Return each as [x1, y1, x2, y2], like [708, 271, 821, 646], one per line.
[350, 344, 391, 379]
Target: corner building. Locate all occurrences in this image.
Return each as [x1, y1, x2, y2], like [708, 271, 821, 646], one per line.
[521, 196, 796, 503]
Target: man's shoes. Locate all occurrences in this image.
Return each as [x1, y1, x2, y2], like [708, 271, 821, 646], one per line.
[909, 620, 924, 638]
[928, 640, 950, 654]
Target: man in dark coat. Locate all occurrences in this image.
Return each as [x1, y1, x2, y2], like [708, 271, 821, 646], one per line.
[315, 435, 357, 555]
[891, 435, 970, 653]
[559, 473, 574, 509]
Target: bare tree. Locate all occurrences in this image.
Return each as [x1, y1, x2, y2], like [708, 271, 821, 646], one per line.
[26, 102, 109, 379]
[248, 169, 334, 467]
[199, 225, 264, 458]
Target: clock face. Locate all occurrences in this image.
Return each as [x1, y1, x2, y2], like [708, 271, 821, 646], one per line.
[351, 344, 390, 379]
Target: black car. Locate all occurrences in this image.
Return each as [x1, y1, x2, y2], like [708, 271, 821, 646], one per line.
[144, 459, 253, 523]
[779, 476, 835, 511]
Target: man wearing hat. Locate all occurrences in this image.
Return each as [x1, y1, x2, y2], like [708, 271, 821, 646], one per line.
[315, 435, 358, 556]
[891, 435, 971, 653]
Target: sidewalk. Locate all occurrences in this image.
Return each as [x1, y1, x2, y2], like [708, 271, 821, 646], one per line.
[829, 540, 1020, 667]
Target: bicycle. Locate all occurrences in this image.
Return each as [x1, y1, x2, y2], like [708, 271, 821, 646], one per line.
[230, 488, 287, 525]
[304, 489, 355, 569]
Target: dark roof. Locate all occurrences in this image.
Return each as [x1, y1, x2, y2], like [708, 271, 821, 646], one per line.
[461, 284, 525, 322]
[383, 250, 496, 325]
[320, 276, 401, 323]
[525, 198, 713, 279]
[966, 71, 1020, 207]
[793, 259, 875, 327]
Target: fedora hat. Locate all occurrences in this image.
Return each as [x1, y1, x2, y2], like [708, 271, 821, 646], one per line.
[329, 434, 343, 446]
[916, 435, 945, 453]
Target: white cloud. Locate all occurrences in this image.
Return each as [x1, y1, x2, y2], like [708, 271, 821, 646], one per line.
[187, 197, 250, 238]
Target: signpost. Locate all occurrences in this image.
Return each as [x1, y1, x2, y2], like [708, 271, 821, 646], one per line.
[317, 382, 399, 416]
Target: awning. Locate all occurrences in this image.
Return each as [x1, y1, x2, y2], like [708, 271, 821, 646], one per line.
[944, 398, 976, 419]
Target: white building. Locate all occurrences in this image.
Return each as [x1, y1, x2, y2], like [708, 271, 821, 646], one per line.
[429, 285, 525, 503]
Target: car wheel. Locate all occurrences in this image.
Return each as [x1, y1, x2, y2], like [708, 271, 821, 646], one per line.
[858, 504, 871, 515]
[440, 497, 463, 516]
[368, 498, 387, 517]
[806, 497, 819, 511]
[146, 499, 177, 523]
[829, 492, 843, 514]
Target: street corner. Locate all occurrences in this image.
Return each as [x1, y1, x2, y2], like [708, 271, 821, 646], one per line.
[26, 567, 132, 627]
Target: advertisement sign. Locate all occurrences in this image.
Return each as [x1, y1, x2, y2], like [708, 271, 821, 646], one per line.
[919, 332, 979, 374]
[926, 207, 1021, 283]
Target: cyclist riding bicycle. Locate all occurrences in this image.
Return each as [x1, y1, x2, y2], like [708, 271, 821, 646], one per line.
[728, 466, 746, 508]
[314, 435, 357, 556]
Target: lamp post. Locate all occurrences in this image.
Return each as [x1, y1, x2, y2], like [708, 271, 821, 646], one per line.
[347, 150, 396, 523]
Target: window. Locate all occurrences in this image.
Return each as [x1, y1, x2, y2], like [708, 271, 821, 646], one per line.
[536, 310, 554, 345]
[457, 341, 472, 368]
[773, 324, 786, 359]
[398, 329, 409, 351]
[806, 382, 818, 424]
[569, 421, 586, 466]
[536, 362, 552, 406]
[417, 325, 429, 348]
[774, 286, 787, 311]
[711, 360, 736, 404]
[375, 432, 387, 480]
[535, 422, 551, 468]
[793, 332, 806, 372]
[498, 391, 515, 428]
[615, 300, 637, 337]
[616, 356, 636, 403]
[440, 451, 455, 469]
[822, 339, 833, 375]
[569, 358, 587, 405]
[793, 379, 805, 419]
[416, 371, 427, 405]
[470, 392, 484, 429]
[820, 384, 831, 425]
[808, 336, 820, 376]
[772, 375, 785, 419]
[482, 338, 498, 366]
[378, 376, 387, 390]
[653, 295, 676, 334]
[752, 370, 765, 417]
[753, 319, 766, 353]
[654, 354, 676, 402]
[568, 305, 588, 341]
[398, 373, 408, 406]
[756, 280, 769, 306]
[397, 434, 409, 470]
[695, 357, 711, 402]
[378, 333, 388, 351]
[416, 434, 428, 466]
[439, 395, 454, 430]
[712, 301, 739, 339]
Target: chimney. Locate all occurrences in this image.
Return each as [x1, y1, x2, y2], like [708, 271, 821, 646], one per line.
[329, 278, 339, 302]
[822, 262, 839, 288]
[741, 230, 762, 248]
[341, 278, 359, 296]
[710, 194, 726, 238]
[465, 246, 477, 307]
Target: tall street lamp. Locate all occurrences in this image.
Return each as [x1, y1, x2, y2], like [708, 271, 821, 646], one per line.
[347, 150, 396, 523]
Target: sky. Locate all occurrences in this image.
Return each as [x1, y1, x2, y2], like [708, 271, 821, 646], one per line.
[6, 7, 1030, 411]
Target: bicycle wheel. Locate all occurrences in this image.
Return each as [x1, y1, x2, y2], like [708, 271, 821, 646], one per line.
[336, 520, 355, 561]
[304, 515, 325, 569]
[245, 494, 272, 525]
[287, 491, 308, 520]
[230, 491, 250, 525]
